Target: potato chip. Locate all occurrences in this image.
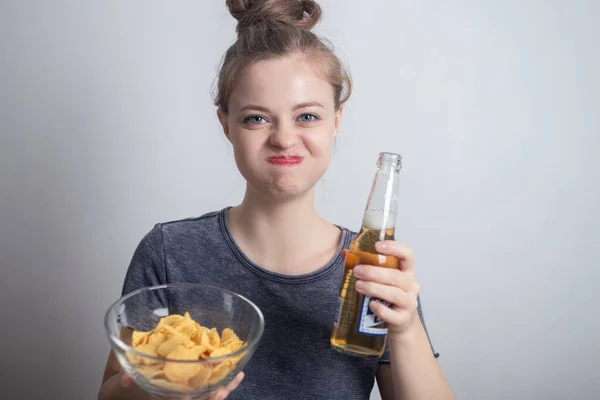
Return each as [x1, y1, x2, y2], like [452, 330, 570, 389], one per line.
[132, 330, 151, 347]
[208, 328, 221, 347]
[163, 347, 207, 383]
[136, 343, 159, 357]
[208, 346, 231, 358]
[152, 378, 194, 392]
[156, 335, 188, 358]
[157, 314, 184, 328]
[175, 313, 198, 336]
[200, 330, 210, 347]
[163, 362, 202, 384]
[130, 311, 246, 391]
[168, 346, 203, 361]
[137, 364, 165, 380]
[160, 324, 189, 339]
[189, 364, 211, 389]
[221, 328, 239, 344]
[229, 340, 245, 352]
[207, 363, 230, 384]
[147, 331, 167, 345]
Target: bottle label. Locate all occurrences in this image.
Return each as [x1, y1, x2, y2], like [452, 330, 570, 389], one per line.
[333, 296, 343, 327]
[357, 296, 388, 336]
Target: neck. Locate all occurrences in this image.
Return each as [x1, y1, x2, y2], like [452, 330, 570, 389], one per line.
[233, 184, 323, 242]
[227, 185, 341, 275]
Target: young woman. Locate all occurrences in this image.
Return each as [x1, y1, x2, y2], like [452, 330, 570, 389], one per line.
[98, 1, 455, 399]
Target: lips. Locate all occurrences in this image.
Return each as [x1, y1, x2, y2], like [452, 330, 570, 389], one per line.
[268, 156, 303, 166]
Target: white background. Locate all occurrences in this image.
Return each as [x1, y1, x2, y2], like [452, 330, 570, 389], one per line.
[1, 1, 599, 399]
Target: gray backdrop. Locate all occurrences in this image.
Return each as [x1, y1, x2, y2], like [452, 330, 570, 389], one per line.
[1, 0, 598, 399]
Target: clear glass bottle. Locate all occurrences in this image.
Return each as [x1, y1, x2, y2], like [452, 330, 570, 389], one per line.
[330, 152, 402, 357]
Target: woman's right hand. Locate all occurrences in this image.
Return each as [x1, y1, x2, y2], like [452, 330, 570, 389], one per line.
[120, 371, 245, 400]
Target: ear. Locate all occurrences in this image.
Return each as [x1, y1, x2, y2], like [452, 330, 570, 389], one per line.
[333, 106, 344, 138]
[217, 109, 231, 141]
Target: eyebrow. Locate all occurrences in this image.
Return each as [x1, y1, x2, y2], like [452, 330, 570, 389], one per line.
[239, 102, 326, 113]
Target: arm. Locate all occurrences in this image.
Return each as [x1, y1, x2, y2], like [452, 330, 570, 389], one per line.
[98, 227, 165, 400]
[377, 319, 454, 400]
[98, 329, 151, 400]
[98, 351, 145, 400]
[353, 241, 455, 400]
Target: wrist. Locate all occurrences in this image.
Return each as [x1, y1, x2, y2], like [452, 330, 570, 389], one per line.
[387, 315, 423, 346]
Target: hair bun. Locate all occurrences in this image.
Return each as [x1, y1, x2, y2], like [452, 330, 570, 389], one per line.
[226, 0, 322, 33]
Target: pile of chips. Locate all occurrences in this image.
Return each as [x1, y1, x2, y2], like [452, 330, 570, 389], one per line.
[127, 312, 246, 392]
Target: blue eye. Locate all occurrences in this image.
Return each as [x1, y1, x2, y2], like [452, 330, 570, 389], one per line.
[244, 115, 267, 124]
[299, 114, 318, 123]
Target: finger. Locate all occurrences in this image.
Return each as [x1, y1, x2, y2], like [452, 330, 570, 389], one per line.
[210, 372, 244, 400]
[121, 373, 134, 389]
[211, 388, 230, 400]
[225, 371, 245, 392]
[340, 249, 348, 259]
[353, 265, 418, 294]
[367, 297, 407, 324]
[375, 241, 415, 274]
[121, 373, 153, 398]
[355, 279, 416, 311]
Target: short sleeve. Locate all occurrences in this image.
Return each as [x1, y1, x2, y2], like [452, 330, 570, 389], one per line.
[121, 224, 167, 296]
[119, 224, 168, 331]
[378, 295, 440, 364]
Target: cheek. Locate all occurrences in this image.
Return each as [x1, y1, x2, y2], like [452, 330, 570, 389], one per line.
[231, 130, 260, 156]
[229, 132, 262, 173]
[303, 126, 335, 156]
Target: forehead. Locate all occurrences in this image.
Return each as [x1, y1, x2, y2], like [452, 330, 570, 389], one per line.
[229, 54, 335, 111]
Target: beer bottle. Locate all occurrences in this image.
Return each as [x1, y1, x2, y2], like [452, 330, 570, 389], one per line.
[330, 152, 402, 357]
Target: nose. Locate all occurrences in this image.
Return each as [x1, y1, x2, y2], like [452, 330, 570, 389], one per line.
[268, 122, 298, 150]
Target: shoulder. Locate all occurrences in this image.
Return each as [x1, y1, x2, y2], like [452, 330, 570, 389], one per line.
[145, 208, 225, 242]
[159, 208, 223, 230]
[131, 208, 228, 260]
[336, 224, 358, 245]
[123, 208, 229, 291]
[343, 226, 358, 237]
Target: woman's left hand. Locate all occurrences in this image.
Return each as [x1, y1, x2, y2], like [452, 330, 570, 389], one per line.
[343, 240, 420, 338]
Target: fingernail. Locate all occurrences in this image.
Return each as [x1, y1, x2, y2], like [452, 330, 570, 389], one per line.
[354, 265, 363, 275]
[376, 241, 387, 249]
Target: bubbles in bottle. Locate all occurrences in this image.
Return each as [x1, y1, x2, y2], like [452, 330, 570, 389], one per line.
[362, 209, 396, 231]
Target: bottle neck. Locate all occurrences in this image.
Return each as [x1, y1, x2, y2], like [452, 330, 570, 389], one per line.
[362, 153, 402, 232]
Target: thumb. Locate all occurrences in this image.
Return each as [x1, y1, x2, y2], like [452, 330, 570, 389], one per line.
[340, 249, 348, 259]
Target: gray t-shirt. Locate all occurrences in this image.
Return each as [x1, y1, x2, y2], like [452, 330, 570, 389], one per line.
[121, 207, 438, 400]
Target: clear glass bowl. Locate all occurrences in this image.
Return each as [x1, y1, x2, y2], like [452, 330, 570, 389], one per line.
[104, 284, 264, 399]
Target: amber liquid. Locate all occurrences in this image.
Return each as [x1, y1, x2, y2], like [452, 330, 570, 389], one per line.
[330, 226, 398, 357]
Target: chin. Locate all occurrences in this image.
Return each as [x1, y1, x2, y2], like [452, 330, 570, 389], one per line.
[241, 166, 325, 199]
[253, 176, 314, 198]
[266, 180, 303, 197]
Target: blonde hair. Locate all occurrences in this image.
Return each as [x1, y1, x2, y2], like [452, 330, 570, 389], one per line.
[214, 0, 352, 113]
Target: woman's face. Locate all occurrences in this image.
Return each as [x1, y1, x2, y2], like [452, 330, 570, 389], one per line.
[218, 53, 342, 199]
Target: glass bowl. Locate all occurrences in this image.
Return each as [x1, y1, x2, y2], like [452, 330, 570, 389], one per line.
[104, 284, 264, 399]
